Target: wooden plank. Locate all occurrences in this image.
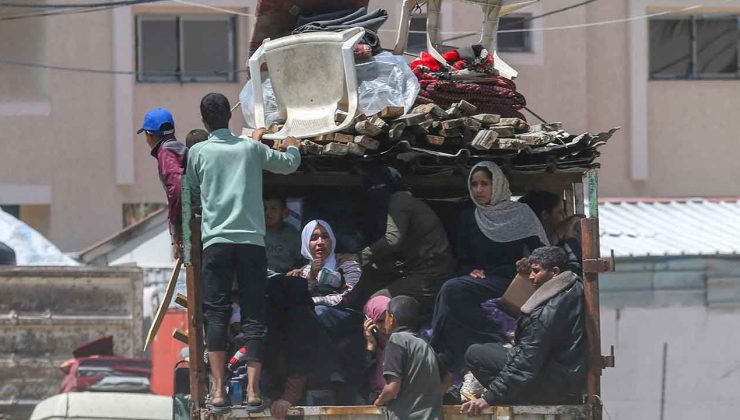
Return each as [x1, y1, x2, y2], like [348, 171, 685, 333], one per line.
[471, 113, 501, 124]
[355, 120, 383, 136]
[378, 106, 404, 119]
[301, 140, 323, 155]
[263, 171, 585, 198]
[175, 293, 188, 308]
[323, 142, 349, 156]
[187, 214, 207, 414]
[334, 133, 354, 143]
[471, 130, 498, 150]
[173, 328, 188, 344]
[208, 404, 592, 419]
[354, 135, 380, 151]
[457, 99, 478, 115]
[347, 142, 366, 156]
[143, 257, 182, 350]
[581, 169, 603, 420]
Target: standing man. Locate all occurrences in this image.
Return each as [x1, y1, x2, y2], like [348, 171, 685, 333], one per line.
[186, 93, 301, 412]
[137, 108, 187, 258]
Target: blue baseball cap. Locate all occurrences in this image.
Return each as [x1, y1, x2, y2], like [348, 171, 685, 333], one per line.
[137, 108, 175, 136]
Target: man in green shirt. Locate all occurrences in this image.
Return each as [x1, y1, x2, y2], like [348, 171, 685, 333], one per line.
[186, 92, 301, 412]
[351, 167, 455, 317]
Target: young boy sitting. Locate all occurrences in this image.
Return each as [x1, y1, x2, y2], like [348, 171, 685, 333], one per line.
[264, 195, 303, 274]
[374, 296, 443, 420]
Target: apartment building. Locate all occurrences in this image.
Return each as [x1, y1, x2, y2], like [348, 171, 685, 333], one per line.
[1, 0, 739, 251]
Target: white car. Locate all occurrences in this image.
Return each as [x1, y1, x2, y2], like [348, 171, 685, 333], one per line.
[30, 392, 172, 420]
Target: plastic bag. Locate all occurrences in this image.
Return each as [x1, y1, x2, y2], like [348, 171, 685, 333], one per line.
[240, 52, 420, 128]
[355, 52, 420, 115]
[0, 208, 78, 266]
[240, 76, 283, 129]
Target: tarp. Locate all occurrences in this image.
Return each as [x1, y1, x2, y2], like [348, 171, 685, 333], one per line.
[0, 208, 78, 266]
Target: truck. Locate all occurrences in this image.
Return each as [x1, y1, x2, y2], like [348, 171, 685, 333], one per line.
[176, 1, 618, 418]
[0, 266, 144, 420]
[179, 165, 615, 420]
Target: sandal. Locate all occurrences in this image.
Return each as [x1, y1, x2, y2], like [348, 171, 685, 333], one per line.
[208, 393, 231, 414]
[244, 394, 267, 413]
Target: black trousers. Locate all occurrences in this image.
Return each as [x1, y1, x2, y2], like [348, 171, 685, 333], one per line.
[430, 274, 508, 372]
[346, 264, 446, 318]
[202, 243, 267, 362]
[465, 342, 584, 405]
[265, 275, 340, 379]
[464, 342, 509, 389]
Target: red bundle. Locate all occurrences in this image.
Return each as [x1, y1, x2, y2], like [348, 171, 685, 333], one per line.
[410, 47, 527, 120]
[416, 77, 527, 120]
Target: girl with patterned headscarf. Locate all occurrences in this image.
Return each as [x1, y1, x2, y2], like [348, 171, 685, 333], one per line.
[431, 161, 548, 375]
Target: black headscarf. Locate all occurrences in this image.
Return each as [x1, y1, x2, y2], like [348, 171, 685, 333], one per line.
[361, 167, 405, 244]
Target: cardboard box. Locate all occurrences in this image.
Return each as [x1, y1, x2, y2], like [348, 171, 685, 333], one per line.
[500, 274, 535, 317]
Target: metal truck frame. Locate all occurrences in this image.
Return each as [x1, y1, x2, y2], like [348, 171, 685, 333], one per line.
[181, 166, 613, 420]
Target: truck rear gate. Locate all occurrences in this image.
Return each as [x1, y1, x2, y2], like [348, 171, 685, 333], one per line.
[183, 168, 613, 420]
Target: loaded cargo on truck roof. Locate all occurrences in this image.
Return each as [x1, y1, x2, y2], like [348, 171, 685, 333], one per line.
[175, 0, 618, 418]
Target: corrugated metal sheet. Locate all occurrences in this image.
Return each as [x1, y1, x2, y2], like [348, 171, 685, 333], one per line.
[600, 198, 740, 257]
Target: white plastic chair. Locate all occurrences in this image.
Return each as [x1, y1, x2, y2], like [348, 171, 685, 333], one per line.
[393, 0, 538, 80]
[249, 27, 365, 139]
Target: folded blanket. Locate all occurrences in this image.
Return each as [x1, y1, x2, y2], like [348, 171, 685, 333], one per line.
[291, 7, 388, 54]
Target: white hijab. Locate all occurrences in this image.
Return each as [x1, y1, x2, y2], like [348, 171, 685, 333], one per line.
[300, 219, 337, 270]
[469, 161, 550, 245]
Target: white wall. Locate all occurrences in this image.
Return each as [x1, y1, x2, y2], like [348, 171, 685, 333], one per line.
[601, 305, 740, 420]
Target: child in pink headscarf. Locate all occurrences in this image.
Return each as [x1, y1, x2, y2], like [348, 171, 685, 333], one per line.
[363, 295, 391, 395]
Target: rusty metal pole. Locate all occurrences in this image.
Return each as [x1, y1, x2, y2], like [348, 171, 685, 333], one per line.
[581, 170, 603, 420]
[183, 177, 207, 419]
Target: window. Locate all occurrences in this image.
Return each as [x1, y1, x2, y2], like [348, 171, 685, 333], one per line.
[498, 15, 532, 52]
[649, 15, 739, 79]
[0, 205, 19, 218]
[1, 205, 50, 237]
[406, 14, 531, 54]
[406, 14, 428, 54]
[136, 15, 237, 83]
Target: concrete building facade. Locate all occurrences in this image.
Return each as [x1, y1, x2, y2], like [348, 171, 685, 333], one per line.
[1, 0, 739, 251]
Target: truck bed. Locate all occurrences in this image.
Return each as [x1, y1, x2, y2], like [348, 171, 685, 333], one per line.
[202, 404, 593, 420]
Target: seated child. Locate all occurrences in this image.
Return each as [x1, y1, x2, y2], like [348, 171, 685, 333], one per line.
[264, 196, 303, 274]
[374, 296, 443, 420]
[185, 128, 209, 148]
[363, 296, 391, 400]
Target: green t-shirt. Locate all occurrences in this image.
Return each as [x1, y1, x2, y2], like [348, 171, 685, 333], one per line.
[186, 129, 301, 249]
[265, 223, 303, 273]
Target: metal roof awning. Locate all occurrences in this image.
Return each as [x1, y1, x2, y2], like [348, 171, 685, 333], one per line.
[600, 198, 740, 258]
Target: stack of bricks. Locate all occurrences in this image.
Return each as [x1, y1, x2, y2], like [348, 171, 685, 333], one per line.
[258, 103, 572, 157]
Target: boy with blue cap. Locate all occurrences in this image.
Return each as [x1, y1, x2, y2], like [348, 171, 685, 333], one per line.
[137, 107, 188, 258]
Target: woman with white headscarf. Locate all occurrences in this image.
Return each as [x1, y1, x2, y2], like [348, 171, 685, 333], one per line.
[268, 220, 362, 416]
[431, 161, 548, 374]
[287, 219, 363, 335]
